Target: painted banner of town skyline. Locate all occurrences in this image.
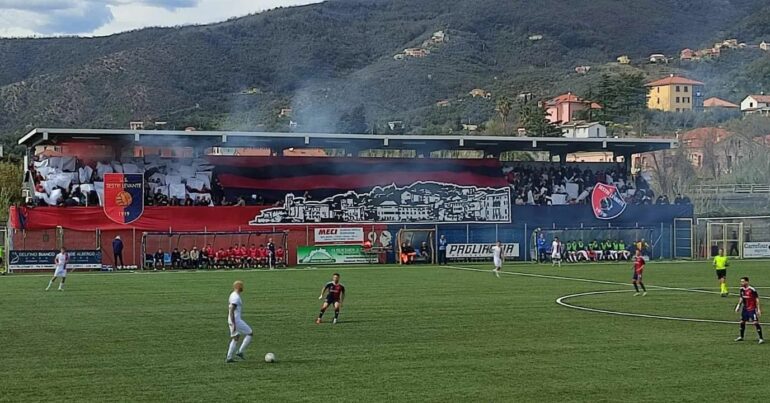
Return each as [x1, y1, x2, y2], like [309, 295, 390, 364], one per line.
[249, 181, 511, 224]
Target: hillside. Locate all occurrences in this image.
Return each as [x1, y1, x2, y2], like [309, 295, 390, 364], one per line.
[1, 0, 770, 150]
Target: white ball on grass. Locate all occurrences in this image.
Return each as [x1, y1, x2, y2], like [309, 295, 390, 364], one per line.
[264, 352, 276, 363]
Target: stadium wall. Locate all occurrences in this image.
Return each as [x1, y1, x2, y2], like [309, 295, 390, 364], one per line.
[7, 205, 692, 268]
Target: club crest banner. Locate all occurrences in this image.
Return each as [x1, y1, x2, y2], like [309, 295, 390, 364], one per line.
[104, 173, 144, 224]
[591, 183, 627, 220]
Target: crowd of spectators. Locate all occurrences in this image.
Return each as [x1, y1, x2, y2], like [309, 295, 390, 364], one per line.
[27, 154, 692, 210]
[504, 164, 691, 207]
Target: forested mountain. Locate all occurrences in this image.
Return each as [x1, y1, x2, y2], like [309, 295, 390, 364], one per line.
[1, 0, 770, 150]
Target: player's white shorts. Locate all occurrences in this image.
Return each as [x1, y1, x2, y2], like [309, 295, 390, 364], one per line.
[551, 252, 561, 260]
[228, 319, 252, 337]
[493, 258, 502, 268]
[54, 267, 67, 278]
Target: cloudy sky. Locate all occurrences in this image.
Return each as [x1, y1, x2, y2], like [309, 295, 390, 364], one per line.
[0, 0, 321, 37]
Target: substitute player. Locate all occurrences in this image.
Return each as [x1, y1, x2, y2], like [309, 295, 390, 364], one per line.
[735, 277, 764, 344]
[46, 247, 69, 291]
[316, 273, 345, 324]
[632, 250, 647, 296]
[713, 248, 729, 297]
[226, 280, 253, 362]
[551, 237, 562, 267]
[491, 241, 503, 278]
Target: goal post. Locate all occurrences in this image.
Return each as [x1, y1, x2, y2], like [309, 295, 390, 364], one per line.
[141, 230, 289, 270]
[396, 229, 435, 264]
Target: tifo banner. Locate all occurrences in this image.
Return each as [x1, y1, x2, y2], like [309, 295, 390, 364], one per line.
[743, 242, 770, 258]
[251, 182, 511, 224]
[104, 173, 145, 225]
[446, 243, 520, 259]
[297, 245, 377, 265]
[315, 228, 364, 244]
[591, 183, 627, 220]
[211, 156, 509, 200]
[8, 250, 102, 270]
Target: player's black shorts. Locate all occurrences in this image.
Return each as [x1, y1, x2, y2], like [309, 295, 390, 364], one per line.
[716, 269, 727, 279]
[742, 309, 758, 322]
[325, 295, 340, 305]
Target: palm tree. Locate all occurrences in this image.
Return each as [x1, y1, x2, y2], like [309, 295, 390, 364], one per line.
[496, 96, 513, 135]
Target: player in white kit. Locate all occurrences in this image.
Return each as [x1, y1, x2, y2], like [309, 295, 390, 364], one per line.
[46, 247, 69, 291]
[226, 280, 253, 363]
[491, 241, 504, 278]
[551, 237, 563, 267]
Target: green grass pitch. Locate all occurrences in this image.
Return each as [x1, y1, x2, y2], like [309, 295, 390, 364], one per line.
[2, 260, 770, 402]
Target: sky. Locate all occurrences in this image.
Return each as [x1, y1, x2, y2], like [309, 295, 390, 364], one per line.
[0, 0, 321, 37]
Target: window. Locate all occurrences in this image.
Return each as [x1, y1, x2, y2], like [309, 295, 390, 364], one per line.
[676, 108, 681, 112]
[656, 87, 660, 93]
[676, 86, 681, 92]
[727, 155, 733, 169]
[676, 97, 680, 103]
[684, 86, 689, 93]
[657, 98, 660, 104]
[750, 102, 755, 108]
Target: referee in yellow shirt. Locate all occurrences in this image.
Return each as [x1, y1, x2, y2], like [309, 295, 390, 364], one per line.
[713, 248, 729, 297]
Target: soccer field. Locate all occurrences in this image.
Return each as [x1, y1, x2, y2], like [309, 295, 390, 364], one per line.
[2, 261, 770, 402]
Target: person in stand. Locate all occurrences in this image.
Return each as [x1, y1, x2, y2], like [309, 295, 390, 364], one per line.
[171, 248, 181, 269]
[154, 248, 165, 270]
[180, 248, 191, 269]
[112, 235, 124, 270]
[437, 235, 448, 265]
[189, 247, 200, 270]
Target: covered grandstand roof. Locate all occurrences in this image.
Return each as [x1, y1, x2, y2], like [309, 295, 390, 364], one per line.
[18, 128, 677, 156]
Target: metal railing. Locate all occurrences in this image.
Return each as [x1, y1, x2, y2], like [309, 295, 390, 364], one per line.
[691, 184, 770, 194]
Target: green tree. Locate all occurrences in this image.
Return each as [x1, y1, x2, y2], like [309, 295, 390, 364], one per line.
[495, 96, 513, 135]
[0, 160, 23, 222]
[596, 73, 647, 122]
[519, 101, 561, 137]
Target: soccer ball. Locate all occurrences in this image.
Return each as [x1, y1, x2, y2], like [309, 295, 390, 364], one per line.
[264, 352, 276, 363]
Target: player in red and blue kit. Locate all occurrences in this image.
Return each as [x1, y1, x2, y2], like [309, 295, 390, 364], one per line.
[316, 273, 345, 325]
[735, 277, 764, 344]
[632, 250, 647, 296]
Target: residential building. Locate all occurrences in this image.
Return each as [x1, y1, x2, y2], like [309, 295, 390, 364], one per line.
[462, 124, 479, 132]
[703, 97, 739, 110]
[617, 55, 631, 64]
[404, 48, 430, 58]
[761, 41, 769, 51]
[544, 92, 602, 124]
[435, 100, 451, 107]
[646, 74, 705, 112]
[528, 34, 543, 41]
[741, 94, 770, 114]
[649, 54, 669, 63]
[680, 48, 695, 60]
[575, 65, 591, 74]
[279, 108, 292, 117]
[469, 88, 491, 98]
[560, 122, 607, 138]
